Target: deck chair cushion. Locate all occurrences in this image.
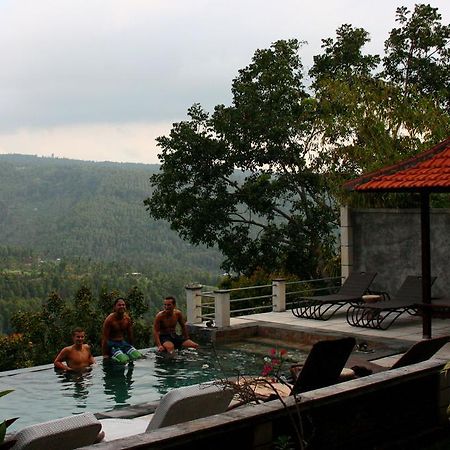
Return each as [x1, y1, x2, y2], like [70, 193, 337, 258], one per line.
[147, 383, 234, 430]
[10, 412, 102, 450]
[391, 335, 450, 369]
[292, 337, 356, 394]
[99, 383, 234, 441]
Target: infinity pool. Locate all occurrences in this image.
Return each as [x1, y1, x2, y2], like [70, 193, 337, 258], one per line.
[1, 341, 306, 431]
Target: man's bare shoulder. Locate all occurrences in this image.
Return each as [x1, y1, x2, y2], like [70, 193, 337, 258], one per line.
[103, 313, 116, 323]
[155, 310, 166, 320]
[60, 345, 72, 354]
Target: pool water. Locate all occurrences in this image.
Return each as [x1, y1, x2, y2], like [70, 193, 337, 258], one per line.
[1, 341, 307, 431]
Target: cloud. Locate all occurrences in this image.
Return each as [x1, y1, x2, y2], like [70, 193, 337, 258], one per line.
[0, 121, 170, 163]
[0, 0, 448, 163]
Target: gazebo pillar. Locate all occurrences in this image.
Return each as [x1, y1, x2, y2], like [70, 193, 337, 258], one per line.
[421, 192, 432, 339]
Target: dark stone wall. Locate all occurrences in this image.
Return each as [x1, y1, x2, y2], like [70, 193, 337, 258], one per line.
[351, 208, 450, 298]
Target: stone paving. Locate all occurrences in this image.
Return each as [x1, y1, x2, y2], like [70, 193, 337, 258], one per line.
[228, 309, 450, 367]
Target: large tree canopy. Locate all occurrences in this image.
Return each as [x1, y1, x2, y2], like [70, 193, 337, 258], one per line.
[145, 4, 450, 279]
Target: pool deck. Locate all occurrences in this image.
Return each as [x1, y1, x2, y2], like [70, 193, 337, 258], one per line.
[225, 309, 450, 368]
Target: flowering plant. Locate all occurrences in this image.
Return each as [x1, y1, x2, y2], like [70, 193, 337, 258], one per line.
[261, 348, 287, 379]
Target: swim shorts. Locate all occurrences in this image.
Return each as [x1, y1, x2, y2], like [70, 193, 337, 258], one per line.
[108, 340, 142, 363]
[159, 334, 187, 350]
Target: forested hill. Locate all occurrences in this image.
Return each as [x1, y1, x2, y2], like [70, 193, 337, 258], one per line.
[0, 154, 221, 273]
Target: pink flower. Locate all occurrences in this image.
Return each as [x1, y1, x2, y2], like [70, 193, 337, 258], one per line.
[262, 364, 273, 376]
[270, 348, 276, 356]
[280, 349, 287, 356]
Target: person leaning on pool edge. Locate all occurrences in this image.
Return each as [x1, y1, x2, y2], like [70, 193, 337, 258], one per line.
[101, 297, 143, 363]
[54, 327, 95, 372]
[153, 296, 198, 353]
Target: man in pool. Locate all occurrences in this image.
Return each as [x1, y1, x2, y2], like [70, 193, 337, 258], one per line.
[153, 296, 198, 353]
[54, 327, 96, 372]
[102, 297, 143, 363]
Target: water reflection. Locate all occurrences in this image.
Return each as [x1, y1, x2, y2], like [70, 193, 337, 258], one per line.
[152, 347, 234, 395]
[55, 367, 94, 406]
[102, 360, 135, 405]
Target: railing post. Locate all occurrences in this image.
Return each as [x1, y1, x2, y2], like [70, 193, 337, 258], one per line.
[214, 289, 230, 328]
[272, 278, 286, 312]
[340, 205, 353, 279]
[185, 283, 203, 324]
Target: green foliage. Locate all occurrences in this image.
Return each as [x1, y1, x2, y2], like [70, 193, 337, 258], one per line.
[310, 4, 450, 206]
[0, 248, 218, 335]
[382, 4, 450, 109]
[146, 40, 338, 280]
[0, 155, 222, 274]
[310, 24, 380, 83]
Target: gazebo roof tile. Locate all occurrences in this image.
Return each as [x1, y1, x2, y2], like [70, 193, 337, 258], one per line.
[344, 137, 450, 192]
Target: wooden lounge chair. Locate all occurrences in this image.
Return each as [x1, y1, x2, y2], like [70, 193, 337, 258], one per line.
[346, 275, 436, 330]
[348, 335, 450, 374]
[291, 272, 377, 320]
[7, 412, 102, 450]
[238, 337, 356, 402]
[98, 382, 234, 442]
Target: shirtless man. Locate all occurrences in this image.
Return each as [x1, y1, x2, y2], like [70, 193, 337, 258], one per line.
[54, 327, 95, 372]
[102, 297, 143, 363]
[153, 296, 198, 353]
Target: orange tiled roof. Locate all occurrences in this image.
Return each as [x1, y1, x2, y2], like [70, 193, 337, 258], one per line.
[344, 137, 450, 192]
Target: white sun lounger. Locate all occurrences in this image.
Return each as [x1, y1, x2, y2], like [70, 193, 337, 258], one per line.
[99, 382, 234, 442]
[9, 412, 102, 450]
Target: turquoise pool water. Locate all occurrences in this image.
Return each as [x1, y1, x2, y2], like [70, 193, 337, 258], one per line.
[1, 341, 306, 431]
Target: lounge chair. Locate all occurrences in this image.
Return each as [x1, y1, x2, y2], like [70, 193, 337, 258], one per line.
[291, 272, 377, 320]
[346, 275, 436, 330]
[238, 337, 356, 402]
[7, 412, 102, 450]
[348, 335, 450, 374]
[98, 382, 234, 442]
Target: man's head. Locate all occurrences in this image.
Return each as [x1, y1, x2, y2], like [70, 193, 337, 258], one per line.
[72, 327, 86, 345]
[113, 298, 127, 314]
[163, 296, 176, 312]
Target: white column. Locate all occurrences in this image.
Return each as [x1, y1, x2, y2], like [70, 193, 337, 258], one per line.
[185, 283, 203, 324]
[340, 205, 353, 280]
[214, 289, 230, 328]
[272, 278, 286, 312]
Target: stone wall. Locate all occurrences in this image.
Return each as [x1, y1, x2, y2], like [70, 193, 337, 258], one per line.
[344, 207, 450, 298]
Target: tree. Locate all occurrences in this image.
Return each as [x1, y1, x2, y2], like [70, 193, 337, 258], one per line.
[146, 5, 450, 278]
[382, 4, 450, 110]
[145, 40, 338, 279]
[309, 24, 380, 84]
[308, 5, 450, 200]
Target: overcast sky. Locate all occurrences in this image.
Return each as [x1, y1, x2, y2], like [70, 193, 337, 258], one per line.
[0, 1, 449, 164]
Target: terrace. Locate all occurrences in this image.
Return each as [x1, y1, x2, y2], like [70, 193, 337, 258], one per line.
[78, 280, 450, 449]
[4, 276, 450, 450]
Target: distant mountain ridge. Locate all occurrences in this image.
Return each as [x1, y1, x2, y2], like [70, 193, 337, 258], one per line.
[0, 154, 221, 273]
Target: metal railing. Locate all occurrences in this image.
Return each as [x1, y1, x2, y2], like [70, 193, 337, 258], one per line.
[185, 276, 342, 327]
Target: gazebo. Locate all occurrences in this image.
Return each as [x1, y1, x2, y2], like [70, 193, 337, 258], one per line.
[344, 137, 450, 338]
